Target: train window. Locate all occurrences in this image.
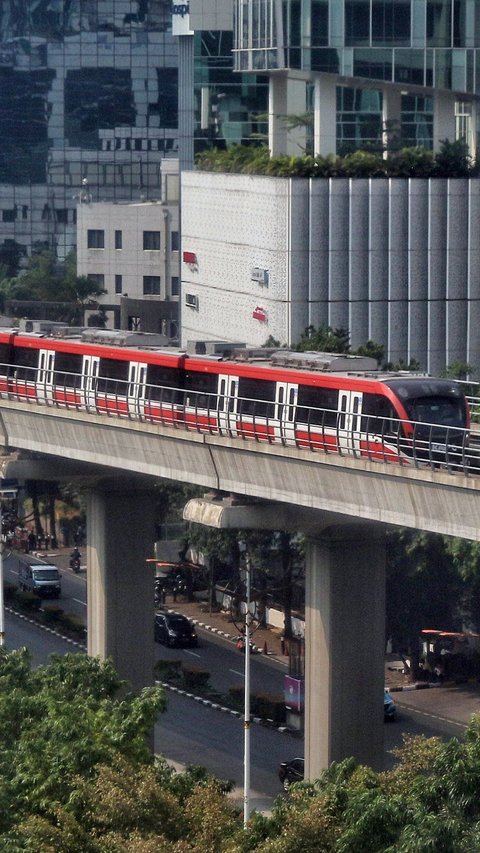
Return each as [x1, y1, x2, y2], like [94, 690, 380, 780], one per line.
[96, 358, 129, 392]
[361, 393, 397, 434]
[0, 343, 11, 370]
[54, 352, 83, 388]
[13, 346, 40, 380]
[237, 377, 276, 418]
[297, 385, 338, 426]
[184, 371, 217, 409]
[146, 365, 182, 403]
[404, 396, 465, 427]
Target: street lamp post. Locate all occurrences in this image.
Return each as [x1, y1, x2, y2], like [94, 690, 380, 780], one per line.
[243, 552, 251, 828]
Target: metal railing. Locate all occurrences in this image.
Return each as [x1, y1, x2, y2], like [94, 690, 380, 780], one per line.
[0, 365, 476, 476]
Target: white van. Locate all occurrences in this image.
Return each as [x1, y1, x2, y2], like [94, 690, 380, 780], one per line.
[18, 563, 61, 598]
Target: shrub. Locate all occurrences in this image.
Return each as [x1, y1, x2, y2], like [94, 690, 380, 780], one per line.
[182, 665, 210, 691]
[154, 659, 183, 683]
[3, 581, 16, 602]
[196, 141, 478, 180]
[227, 686, 243, 711]
[41, 605, 64, 625]
[251, 692, 286, 723]
[12, 589, 42, 613]
[57, 612, 86, 639]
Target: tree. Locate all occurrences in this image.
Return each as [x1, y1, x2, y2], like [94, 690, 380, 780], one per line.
[386, 529, 464, 674]
[0, 650, 166, 839]
[0, 241, 23, 278]
[296, 324, 350, 353]
[353, 339, 385, 364]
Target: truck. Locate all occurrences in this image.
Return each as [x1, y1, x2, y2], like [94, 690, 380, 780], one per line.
[18, 563, 61, 598]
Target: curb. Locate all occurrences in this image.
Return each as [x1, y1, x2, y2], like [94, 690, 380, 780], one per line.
[389, 681, 446, 692]
[156, 680, 296, 735]
[5, 605, 87, 650]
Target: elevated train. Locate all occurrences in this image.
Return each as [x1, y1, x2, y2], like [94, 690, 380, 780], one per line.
[0, 328, 470, 469]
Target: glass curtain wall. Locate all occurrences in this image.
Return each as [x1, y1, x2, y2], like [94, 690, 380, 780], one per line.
[234, 0, 480, 92]
[0, 1, 178, 259]
[194, 30, 269, 151]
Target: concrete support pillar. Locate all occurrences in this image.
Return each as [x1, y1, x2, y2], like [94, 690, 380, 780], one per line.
[382, 87, 402, 156]
[433, 91, 456, 151]
[304, 524, 386, 778]
[269, 73, 308, 156]
[313, 74, 337, 156]
[86, 481, 156, 693]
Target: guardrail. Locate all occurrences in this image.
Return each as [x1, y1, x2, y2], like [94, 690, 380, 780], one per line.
[0, 369, 477, 477]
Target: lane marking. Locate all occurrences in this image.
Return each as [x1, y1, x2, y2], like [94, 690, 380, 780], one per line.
[229, 669, 244, 677]
[184, 650, 201, 658]
[73, 598, 87, 606]
[399, 703, 468, 729]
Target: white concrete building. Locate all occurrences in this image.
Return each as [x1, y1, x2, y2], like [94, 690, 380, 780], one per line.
[77, 163, 180, 333]
[181, 169, 480, 376]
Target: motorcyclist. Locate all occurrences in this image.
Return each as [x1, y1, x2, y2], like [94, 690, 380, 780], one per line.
[69, 547, 81, 570]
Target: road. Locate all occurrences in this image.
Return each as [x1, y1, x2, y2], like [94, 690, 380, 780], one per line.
[3, 550, 480, 811]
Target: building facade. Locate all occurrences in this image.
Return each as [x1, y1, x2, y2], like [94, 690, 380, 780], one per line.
[77, 160, 180, 334]
[0, 1, 268, 261]
[181, 170, 480, 375]
[233, 0, 480, 157]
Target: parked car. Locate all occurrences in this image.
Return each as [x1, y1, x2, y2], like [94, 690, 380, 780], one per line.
[154, 612, 198, 647]
[384, 689, 396, 720]
[278, 757, 305, 791]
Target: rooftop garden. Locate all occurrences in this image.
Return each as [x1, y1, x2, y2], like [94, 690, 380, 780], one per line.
[196, 139, 477, 179]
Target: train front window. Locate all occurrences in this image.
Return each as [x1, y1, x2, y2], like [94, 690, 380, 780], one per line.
[404, 396, 465, 427]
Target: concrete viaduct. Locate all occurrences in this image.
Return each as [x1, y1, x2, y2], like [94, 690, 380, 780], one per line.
[0, 396, 479, 781]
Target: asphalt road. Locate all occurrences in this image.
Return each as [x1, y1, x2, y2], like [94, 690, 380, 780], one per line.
[3, 550, 480, 813]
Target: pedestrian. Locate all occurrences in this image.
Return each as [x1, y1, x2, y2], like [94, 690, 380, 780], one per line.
[27, 529, 36, 554]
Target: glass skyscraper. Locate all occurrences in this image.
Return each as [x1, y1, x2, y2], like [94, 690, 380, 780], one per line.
[0, 1, 267, 260]
[234, 0, 480, 154]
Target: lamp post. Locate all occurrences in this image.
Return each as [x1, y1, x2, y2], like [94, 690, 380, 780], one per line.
[243, 551, 251, 828]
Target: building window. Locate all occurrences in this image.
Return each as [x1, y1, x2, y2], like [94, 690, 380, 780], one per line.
[115, 230, 122, 249]
[56, 209, 68, 224]
[171, 276, 180, 296]
[2, 209, 16, 222]
[87, 273, 105, 288]
[171, 230, 179, 251]
[143, 230, 160, 250]
[143, 275, 161, 295]
[115, 274, 122, 294]
[87, 229, 105, 249]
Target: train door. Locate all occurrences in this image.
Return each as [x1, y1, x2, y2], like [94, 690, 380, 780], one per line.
[275, 382, 298, 443]
[36, 349, 55, 403]
[217, 374, 238, 435]
[338, 390, 362, 454]
[81, 355, 99, 410]
[127, 362, 147, 418]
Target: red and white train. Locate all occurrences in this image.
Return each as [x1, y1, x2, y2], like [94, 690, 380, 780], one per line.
[0, 327, 470, 468]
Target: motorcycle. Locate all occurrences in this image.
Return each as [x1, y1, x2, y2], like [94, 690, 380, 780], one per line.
[69, 550, 81, 573]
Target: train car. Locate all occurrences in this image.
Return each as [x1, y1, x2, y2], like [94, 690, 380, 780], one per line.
[0, 330, 470, 468]
[179, 348, 470, 466]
